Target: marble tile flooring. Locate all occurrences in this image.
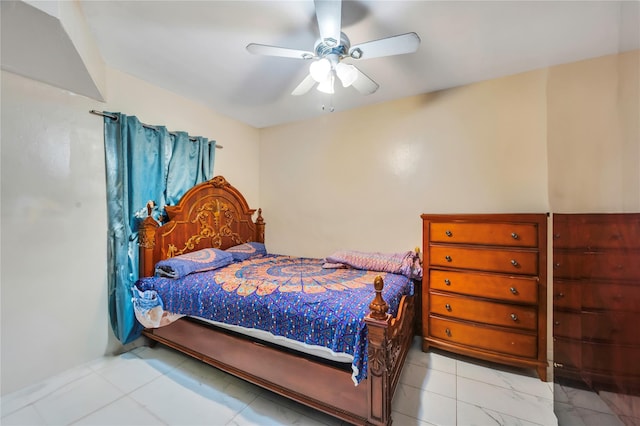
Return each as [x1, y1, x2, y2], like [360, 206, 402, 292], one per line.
[554, 381, 640, 426]
[2, 337, 558, 425]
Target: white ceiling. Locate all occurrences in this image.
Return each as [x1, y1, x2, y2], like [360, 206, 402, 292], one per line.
[8, 1, 640, 129]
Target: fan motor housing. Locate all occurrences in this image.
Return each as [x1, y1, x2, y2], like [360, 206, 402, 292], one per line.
[314, 32, 350, 58]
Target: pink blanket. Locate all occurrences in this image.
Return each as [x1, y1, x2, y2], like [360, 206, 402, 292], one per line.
[325, 250, 422, 279]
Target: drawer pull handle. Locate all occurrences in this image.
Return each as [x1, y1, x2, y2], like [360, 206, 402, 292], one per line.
[510, 287, 518, 295]
[445, 230, 452, 237]
[510, 313, 518, 321]
[445, 255, 452, 262]
[510, 259, 519, 267]
[444, 279, 451, 286]
[445, 303, 452, 311]
[553, 362, 564, 368]
[554, 321, 560, 325]
[511, 232, 519, 240]
[558, 292, 564, 298]
[445, 328, 451, 337]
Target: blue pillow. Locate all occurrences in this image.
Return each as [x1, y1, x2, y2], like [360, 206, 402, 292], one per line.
[155, 248, 233, 279]
[225, 242, 267, 261]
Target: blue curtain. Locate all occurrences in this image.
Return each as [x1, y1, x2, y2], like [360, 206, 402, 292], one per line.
[104, 113, 215, 343]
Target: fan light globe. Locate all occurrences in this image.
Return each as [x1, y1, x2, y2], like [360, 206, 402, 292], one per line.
[335, 63, 358, 87]
[309, 58, 331, 83]
[317, 74, 335, 94]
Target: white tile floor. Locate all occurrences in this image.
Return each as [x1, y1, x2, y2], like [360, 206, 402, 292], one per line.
[554, 381, 640, 426]
[2, 337, 558, 426]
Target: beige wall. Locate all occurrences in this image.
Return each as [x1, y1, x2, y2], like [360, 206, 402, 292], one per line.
[259, 51, 639, 261]
[260, 51, 639, 260]
[260, 68, 551, 258]
[547, 50, 640, 212]
[0, 68, 260, 395]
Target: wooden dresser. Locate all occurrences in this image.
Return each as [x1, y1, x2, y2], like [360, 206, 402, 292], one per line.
[421, 214, 548, 381]
[553, 213, 640, 394]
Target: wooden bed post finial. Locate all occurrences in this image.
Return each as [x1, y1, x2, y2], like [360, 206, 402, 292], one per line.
[139, 200, 160, 277]
[369, 276, 389, 320]
[255, 208, 265, 243]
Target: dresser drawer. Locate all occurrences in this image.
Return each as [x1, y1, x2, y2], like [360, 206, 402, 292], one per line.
[553, 280, 581, 310]
[582, 281, 640, 311]
[553, 311, 581, 339]
[430, 246, 538, 275]
[553, 251, 640, 280]
[583, 341, 640, 376]
[553, 337, 582, 369]
[429, 316, 537, 358]
[430, 292, 537, 330]
[582, 312, 640, 345]
[554, 214, 640, 250]
[430, 270, 538, 304]
[429, 222, 538, 247]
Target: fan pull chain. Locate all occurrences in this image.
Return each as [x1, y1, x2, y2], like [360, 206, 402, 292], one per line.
[321, 94, 335, 113]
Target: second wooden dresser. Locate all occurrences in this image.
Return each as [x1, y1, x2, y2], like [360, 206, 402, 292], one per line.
[553, 213, 640, 394]
[421, 214, 548, 381]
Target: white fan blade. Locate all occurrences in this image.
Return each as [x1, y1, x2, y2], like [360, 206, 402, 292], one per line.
[292, 74, 316, 96]
[247, 43, 315, 60]
[349, 32, 421, 60]
[314, 0, 341, 45]
[351, 67, 379, 95]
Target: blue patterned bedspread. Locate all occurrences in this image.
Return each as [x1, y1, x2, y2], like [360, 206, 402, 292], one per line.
[134, 254, 414, 384]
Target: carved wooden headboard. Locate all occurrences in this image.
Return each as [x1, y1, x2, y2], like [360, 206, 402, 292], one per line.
[138, 176, 265, 277]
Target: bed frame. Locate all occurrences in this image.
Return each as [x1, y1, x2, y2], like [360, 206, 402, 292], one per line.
[137, 176, 416, 425]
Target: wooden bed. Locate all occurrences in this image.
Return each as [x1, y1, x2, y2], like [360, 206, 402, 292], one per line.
[137, 176, 416, 426]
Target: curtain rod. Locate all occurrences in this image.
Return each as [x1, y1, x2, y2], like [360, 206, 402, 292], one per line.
[89, 110, 222, 149]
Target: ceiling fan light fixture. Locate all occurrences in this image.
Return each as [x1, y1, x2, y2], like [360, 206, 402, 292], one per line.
[247, 0, 420, 98]
[309, 58, 331, 83]
[316, 73, 335, 94]
[335, 62, 358, 87]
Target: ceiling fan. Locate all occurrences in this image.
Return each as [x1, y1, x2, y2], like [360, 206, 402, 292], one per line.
[246, 0, 420, 97]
